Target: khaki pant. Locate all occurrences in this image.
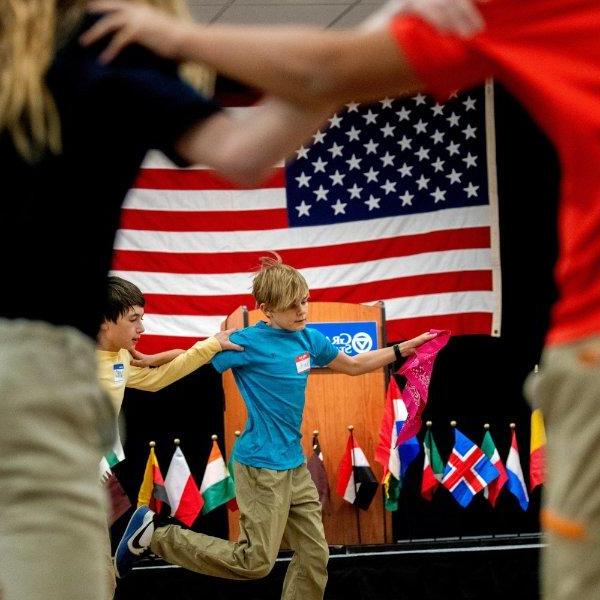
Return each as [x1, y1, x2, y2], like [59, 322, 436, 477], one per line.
[103, 524, 117, 599]
[152, 463, 329, 600]
[0, 320, 114, 600]
[525, 336, 600, 600]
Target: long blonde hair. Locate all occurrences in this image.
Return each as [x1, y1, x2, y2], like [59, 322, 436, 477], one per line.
[0, 0, 214, 161]
[0, 0, 77, 160]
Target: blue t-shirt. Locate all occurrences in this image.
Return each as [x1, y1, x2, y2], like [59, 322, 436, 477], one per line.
[212, 321, 339, 470]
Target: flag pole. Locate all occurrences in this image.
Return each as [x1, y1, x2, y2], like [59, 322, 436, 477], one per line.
[381, 366, 393, 545]
[381, 461, 388, 545]
[149, 440, 156, 513]
[510, 421, 523, 536]
[348, 425, 362, 545]
[450, 420, 463, 540]
[483, 423, 496, 538]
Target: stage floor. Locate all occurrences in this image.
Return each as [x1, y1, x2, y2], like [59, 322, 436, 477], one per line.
[115, 533, 542, 600]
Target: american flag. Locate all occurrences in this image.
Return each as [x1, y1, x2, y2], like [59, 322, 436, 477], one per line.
[112, 82, 501, 353]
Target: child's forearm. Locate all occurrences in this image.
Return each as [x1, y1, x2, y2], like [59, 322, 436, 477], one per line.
[328, 345, 398, 376]
[347, 346, 398, 375]
[173, 24, 421, 109]
[146, 349, 185, 367]
[328, 332, 435, 375]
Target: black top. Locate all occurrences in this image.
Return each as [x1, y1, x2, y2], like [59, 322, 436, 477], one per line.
[0, 16, 218, 339]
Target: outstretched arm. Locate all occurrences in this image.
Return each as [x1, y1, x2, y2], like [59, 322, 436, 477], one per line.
[129, 348, 184, 368]
[327, 331, 436, 376]
[126, 329, 243, 392]
[84, 1, 423, 108]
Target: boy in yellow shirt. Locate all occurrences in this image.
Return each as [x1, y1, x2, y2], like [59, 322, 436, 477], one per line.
[97, 275, 242, 596]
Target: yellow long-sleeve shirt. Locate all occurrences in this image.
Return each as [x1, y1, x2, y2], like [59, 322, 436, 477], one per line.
[96, 337, 221, 414]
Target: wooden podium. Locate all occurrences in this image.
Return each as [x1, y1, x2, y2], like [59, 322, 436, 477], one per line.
[221, 302, 392, 546]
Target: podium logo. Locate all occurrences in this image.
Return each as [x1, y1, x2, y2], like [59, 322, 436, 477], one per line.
[331, 331, 374, 355]
[351, 332, 373, 353]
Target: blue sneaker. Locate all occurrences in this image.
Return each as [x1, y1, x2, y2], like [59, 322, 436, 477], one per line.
[114, 506, 156, 578]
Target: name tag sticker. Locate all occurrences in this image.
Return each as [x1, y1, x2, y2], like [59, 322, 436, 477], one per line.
[295, 353, 311, 374]
[113, 362, 125, 384]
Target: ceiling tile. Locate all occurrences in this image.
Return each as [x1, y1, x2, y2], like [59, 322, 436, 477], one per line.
[187, 4, 231, 21]
[186, 0, 390, 27]
[329, 2, 384, 27]
[214, 3, 350, 25]
[234, 0, 354, 4]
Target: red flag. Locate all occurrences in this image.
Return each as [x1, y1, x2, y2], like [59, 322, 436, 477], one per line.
[103, 472, 132, 526]
[375, 376, 403, 480]
[164, 446, 203, 526]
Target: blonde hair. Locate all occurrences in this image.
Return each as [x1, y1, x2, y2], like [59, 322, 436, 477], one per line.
[252, 253, 309, 312]
[0, 0, 79, 160]
[0, 0, 214, 162]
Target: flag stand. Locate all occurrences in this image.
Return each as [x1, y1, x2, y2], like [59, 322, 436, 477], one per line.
[511, 422, 520, 534]
[348, 425, 362, 545]
[483, 424, 496, 538]
[482, 423, 499, 539]
[381, 351, 392, 545]
[450, 420, 464, 541]
[381, 483, 388, 544]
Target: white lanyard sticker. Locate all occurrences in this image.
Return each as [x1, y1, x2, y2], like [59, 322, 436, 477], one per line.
[295, 352, 311, 374]
[113, 362, 125, 384]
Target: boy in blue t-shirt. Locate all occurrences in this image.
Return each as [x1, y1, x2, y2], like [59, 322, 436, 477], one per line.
[114, 256, 435, 599]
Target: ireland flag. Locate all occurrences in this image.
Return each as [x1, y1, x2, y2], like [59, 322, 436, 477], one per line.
[200, 437, 236, 514]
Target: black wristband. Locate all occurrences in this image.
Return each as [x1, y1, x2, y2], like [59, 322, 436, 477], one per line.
[393, 343, 402, 362]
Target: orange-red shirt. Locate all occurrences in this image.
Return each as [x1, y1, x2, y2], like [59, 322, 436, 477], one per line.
[391, 0, 600, 345]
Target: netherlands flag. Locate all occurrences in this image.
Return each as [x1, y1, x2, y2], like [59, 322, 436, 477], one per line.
[505, 428, 529, 511]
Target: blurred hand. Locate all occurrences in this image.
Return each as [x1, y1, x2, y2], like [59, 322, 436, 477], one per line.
[82, 0, 194, 64]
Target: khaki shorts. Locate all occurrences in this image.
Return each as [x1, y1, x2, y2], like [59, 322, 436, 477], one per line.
[524, 336, 600, 600]
[0, 319, 114, 600]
